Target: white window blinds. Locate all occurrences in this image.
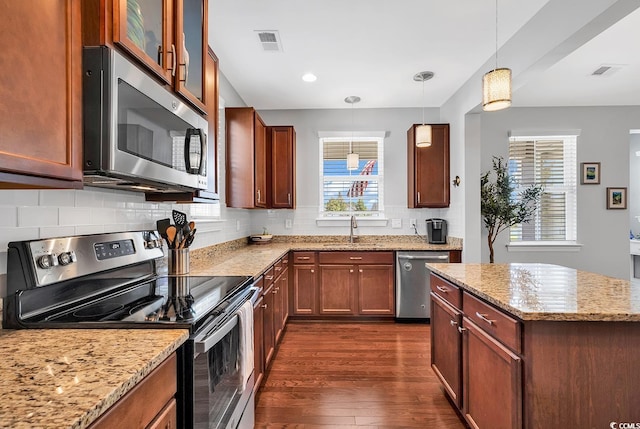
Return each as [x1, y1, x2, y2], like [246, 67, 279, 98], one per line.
[319, 137, 384, 217]
[508, 135, 577, 242]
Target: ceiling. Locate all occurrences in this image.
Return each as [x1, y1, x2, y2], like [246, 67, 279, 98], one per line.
[208, 0, 640, 111]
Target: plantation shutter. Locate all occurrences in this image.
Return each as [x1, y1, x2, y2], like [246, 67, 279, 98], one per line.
[509, 136, 577, 242]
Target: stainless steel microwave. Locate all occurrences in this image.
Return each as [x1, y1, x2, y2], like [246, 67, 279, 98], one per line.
[82, 46, 210, 194]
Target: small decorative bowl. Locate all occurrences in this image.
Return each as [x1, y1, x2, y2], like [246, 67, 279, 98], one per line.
[249, 234, 273, 244]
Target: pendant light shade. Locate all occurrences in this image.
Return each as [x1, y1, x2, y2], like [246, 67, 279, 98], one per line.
[346, 152, 359, 170]
[482, 68, 512, 111]
[415, 124, 432, 147]
[345, 96, 361, 170]
[413, 71, 434, 147]
[482, 0, 512, 112]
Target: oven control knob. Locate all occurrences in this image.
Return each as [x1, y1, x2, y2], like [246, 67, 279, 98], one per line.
[37, 254, 59, 269]
[58, 251, 76, 266]
[145, 240, 158, 249]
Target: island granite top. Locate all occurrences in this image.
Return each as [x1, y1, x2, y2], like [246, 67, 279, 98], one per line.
[427, 263, 640, 322]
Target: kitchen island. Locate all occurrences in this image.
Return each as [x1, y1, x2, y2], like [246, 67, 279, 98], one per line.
[427, 263, 640, 429]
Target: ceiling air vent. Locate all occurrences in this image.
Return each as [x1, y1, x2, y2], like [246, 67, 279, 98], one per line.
[591, 64, 624, 77]
[255, 30, 283, 52]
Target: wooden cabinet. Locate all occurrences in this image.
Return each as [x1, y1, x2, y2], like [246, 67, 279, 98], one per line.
[431, 273, 522, 429]
[262, 271, 276, 369]
[318, 252, 395, 318]
[273, 261, 289, 343]
[88, 353, 177, 429]
[0, 0, 83, 189]
[225, 107, 268, 208]
[269, 126, 296, 209]
[407, 123, 450, 208]
[292, 252, 318, 315]
[83, 0, 208, 113]
[462, 317, 522, 429]
[430, 293, 463, 408]
[225, 108, 296, 209]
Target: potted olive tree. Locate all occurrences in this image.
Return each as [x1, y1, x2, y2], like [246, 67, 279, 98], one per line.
[481, 156, 543, 263]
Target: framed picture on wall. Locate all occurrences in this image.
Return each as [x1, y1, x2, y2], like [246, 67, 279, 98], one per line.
[580, 162, 600, 184]
[606, 187, 627, 209]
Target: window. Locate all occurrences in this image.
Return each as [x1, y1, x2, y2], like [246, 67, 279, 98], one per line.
[319, 135, 384, 217]
[508, 134, 577, 243]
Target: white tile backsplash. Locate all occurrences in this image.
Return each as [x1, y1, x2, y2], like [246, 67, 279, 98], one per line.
[39, 190, 75, 207]
[0, 190, 39, 206]
[0, 227, 39, 250]
[17, 207, 58, 227]
[40, 226, 76, 238]
[0, 207, 17, 227]
[59, 207, 93, 226]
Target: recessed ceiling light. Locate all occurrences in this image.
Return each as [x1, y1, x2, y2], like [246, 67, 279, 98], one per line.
[302, 73, 317, 82]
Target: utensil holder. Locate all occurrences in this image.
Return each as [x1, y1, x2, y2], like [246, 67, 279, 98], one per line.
[169, 248, 190, 275]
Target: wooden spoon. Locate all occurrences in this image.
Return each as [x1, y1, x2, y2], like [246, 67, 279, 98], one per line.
[165, 225, 177, 249]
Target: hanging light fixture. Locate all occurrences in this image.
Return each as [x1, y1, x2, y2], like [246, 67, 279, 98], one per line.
[413, 71, 434, 147]
[344, 96, 361, 170]
[482, 0, 512, 111]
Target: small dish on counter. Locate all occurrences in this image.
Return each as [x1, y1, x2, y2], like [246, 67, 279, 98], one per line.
[249, 234, 273, 244]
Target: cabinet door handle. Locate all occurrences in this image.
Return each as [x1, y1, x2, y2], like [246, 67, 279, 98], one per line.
[417, 191, 421, 204]
[257, 189, 261, 202]
[450, 320, 458, 327]
[349, 257, 363, 260]
[310, 269, 315, 273]
[261, 304, 267, 308]
[168, 44, 176, 76]
[436, 286, 449, 293]
[350, 269, 354, 273]
[475, 312, 495, 325]
[298, 256, 310, 260]
[458, 326, 467, 333]
[359, 269, 363, 273]
[288, 193, 291, 205]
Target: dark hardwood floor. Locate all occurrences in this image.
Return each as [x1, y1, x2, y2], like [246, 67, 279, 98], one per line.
[255, 321, 468, 428]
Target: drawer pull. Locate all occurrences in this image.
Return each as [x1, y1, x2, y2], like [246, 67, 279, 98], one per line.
[458, 326, 467, 333]
[349, 257, 363, 260]
[359, 269, 363, 273]
[310, 269, 315, 273]
[298, 256, 310, 260]
[436, 286, 449, 293]
[261, 304, 267, 309]
[350, 269, 354, 273]
[275, 266, 282, 271]
[475, 312, 495, 325]
[450, 320, 458, 327]
[265, 275, 274, 280]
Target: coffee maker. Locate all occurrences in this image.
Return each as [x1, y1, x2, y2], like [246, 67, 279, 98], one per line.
[426, 218, 448, 244]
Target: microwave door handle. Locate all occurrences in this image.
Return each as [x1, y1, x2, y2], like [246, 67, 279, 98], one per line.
[198, 129, 206, 175]
[184, 128, 193, 173]
[183, 128, 205, 175]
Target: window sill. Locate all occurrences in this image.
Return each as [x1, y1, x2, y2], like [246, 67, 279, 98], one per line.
[507, 241, 582, 252]
[316, 217, 388, 227]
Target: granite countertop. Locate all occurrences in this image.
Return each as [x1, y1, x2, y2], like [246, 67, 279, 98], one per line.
[189, 235, 462, 277]
[428, 263, 640, 322]
[0, 329, 188, 429]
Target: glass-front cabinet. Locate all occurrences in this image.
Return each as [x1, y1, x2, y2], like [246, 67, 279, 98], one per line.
[112, 0, 207, 113]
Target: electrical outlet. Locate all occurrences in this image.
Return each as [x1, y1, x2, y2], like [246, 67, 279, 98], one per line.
[409, 218, 417, 228]
[285, 219, 293, 229]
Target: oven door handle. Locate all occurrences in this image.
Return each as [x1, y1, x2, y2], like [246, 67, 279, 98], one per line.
[194, 314, 238, 354]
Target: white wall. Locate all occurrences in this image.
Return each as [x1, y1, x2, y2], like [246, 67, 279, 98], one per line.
[254, 107, 460, 238]
[629, 133, 640, 236]
[477, 106, 640, 279]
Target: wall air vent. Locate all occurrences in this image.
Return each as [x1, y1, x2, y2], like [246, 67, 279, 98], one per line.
[591, 64, 624, 77]
[255, 30, 283, 52]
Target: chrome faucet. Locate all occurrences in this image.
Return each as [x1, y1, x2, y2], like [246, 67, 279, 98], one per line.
[350, 215, 359, 243]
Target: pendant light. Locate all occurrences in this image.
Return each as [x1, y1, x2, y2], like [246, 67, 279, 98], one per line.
[482, 0, 512, 111]
[344, 96, 361, 170]
[413, 71, 434, 147]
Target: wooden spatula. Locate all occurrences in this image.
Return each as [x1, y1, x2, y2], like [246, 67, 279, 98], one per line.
[165, 225, 177, 249]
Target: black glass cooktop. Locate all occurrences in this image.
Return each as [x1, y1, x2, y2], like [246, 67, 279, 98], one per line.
[40, 275, 252, 328]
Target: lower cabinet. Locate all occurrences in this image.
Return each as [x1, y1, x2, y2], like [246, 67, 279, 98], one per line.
[88, 352, 177, 429]
[431, 273, 522, 429]
[462, 317, 522, 429]
[292, 252, 318, 315]
[253, 290, 265, 390]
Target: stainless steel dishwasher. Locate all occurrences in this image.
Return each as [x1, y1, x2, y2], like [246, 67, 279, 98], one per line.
[396, 251, 450, 320]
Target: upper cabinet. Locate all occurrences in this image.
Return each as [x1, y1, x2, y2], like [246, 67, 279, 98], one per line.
[269, 126, 296, 209]
[407, 123, 450, 208]
[225, 108, 296, 209]
[0, 0, 84, 189]
[83, 0, 208, 114]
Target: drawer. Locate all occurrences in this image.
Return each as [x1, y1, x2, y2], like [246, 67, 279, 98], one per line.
[430, 274, 462, 309]
[262, 266, 276, 284]
[463, 292, 521, 353]
[318, 251, 394, 265]
[292, 251, 317, 264]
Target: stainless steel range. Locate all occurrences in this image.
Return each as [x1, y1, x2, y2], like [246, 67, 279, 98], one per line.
[2, 231, 258, 429]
